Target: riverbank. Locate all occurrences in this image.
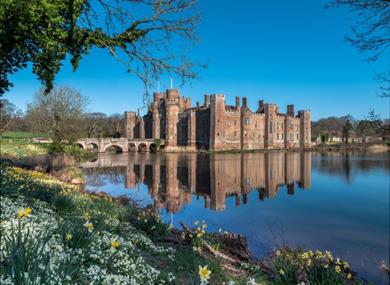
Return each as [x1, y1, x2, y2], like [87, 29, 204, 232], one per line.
[311, 142, 390, 152]
[0, 162, 379, 285]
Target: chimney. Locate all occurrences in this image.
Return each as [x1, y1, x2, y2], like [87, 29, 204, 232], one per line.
[235, 96, 240, 109]
[287, 104, 294, 116]
[204, 94, 210, 107]
[196, 101, 200, 108]
[258, 100, 264, 111]
[242, 97, 247, 108]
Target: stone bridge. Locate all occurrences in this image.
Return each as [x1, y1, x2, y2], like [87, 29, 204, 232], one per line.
[75, 138, 164, 153]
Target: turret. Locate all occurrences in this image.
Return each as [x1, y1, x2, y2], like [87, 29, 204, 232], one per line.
[298, 110, 311, 148]
[209, 94, 225, 150]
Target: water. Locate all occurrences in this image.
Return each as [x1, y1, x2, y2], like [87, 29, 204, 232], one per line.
[81, 151, 389, 284]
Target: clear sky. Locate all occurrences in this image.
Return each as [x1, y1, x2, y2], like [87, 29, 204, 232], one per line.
[4, 0, 389, 120]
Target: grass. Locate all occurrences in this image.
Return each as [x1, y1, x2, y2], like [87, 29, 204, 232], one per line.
[0, 138, 91, 160]
[1, 131, 47, 139]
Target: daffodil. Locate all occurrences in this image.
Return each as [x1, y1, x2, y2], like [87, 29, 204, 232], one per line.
[111, 239, 120, 249]
[335, 265, 341, 273]
[198, 265, 211, 281]
[17, 207, 32, 220]
[66, 233, 73, 240]
[279, 269, 285, 276]
[347, 273, 352, 279]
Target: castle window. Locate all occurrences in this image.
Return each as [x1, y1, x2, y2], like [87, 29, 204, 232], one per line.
[243, 177, 250, 185]
[243, 118, 250, 125]
[290, 133, 293, 140]
[234, 131, 237, 137]
[270, 122, 273, 133]
[234, 120, 237, 125]
[281, 133, 284, 139]
[277, 133, 279, 140]
[217, 133, 219, 136]
[297, 134, 299, 140]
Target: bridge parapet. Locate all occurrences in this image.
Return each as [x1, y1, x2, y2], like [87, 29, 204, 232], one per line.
[75, 138, 164, 153]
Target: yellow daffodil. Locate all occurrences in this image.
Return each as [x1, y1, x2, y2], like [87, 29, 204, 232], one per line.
[279, 269, 285, 276]
[17, 207, 32, 220]
[198, 265, 211, 281]
[343, 261, 350, 269]
[347, 273, 352, 279]
[275, 250, 281, 257]
[111, 239, 120, 249]
[66, 233, 73, 240]
[335, 265, 341, 273]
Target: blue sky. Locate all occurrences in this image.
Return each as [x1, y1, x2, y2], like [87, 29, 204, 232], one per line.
[4, 0, 389, 120]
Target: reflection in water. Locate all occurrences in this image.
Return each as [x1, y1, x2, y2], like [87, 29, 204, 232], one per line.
[81, 151, 389, 284]
[83, 152, 311, 213]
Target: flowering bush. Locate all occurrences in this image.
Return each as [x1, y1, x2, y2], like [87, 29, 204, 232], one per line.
[272, 248, 370, 285]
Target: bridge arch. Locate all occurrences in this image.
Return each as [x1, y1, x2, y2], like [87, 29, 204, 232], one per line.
[138, 143, 147, 152]
[129, 143, 137, 152]
[149, 143, 157, 152]
[87, 143, 98, 152]
[105, 144, 123, 153]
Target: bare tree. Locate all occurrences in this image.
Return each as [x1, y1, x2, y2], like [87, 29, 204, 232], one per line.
[26, 86, 88, 142]
[0, 99, 17, 134]
[327, 0, 390, 97]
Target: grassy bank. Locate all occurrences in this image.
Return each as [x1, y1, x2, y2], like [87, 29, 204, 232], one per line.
[0, 163, 377, 285]
[0, 132, 91, 160]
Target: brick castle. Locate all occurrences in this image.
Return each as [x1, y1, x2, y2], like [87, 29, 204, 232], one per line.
[124, 89, 311, 151]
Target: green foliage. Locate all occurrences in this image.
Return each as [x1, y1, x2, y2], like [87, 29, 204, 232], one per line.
[0, 0, 199, 95]
[1, 219, 53, 284]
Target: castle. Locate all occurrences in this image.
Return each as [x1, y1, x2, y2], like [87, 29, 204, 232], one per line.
[124, 89, 311, 151]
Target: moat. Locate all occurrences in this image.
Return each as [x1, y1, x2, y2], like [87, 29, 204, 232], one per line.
[81, 151, 389, 284]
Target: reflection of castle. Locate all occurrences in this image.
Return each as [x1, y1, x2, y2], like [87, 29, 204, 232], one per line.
[120, 152, 312, 213]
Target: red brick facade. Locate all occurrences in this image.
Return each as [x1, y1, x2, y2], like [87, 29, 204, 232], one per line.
[124, 89, 311, 150]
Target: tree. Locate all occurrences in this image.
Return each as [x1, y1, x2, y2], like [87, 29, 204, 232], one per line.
[342, 118, 353, 144]
[26, 86, 88, 142]
[328, 0, 390, 97]
[355, 110, 383, 142]
[311, 115, 354, 139]
[0, 98, 17, 134]
[0, 0, 200, 96]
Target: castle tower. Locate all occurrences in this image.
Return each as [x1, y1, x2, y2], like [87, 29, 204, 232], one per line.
[264, 104, 278, 149]
[299, 110, 311, 148]
[124, 111, 137, 139]
[152, 102, 160, 139]
[240, 97, 252, 150]
[187, 110, 196, 148]
[209, 94, 226, 151]
[165, 89, 179, 148]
